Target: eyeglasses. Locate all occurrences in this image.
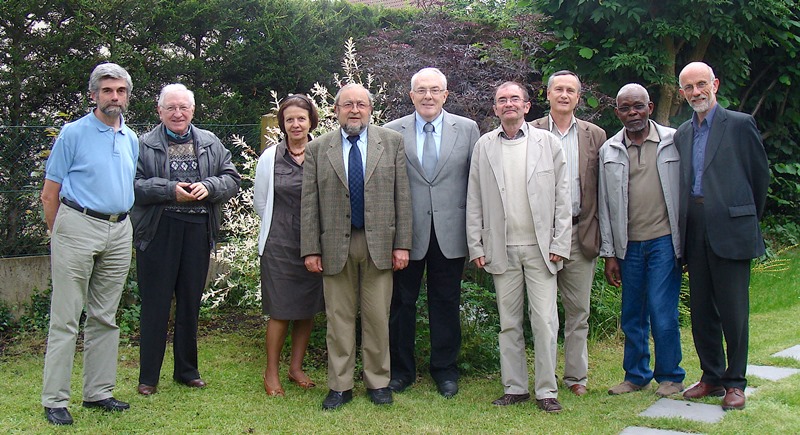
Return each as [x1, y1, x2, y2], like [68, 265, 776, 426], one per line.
[616, 103, 648, 114]
[161, 105, 193, 113]
[681, 81, 711, 93]
[495, 97, 527, 105]
[413, 88, 445, 96]
[337, 101, 370, 110]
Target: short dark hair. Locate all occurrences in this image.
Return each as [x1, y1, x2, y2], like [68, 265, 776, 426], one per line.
[277, 94, 319, 138]
[495, 81, 529, 102]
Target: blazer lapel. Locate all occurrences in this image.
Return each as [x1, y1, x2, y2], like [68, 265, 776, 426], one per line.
[486, 132, 506, 208]
[704, 107, 727, 170]
[325, 133, 348, 188]
[401, 116, 424, 176]
[526, 131, 543, 183]
[434, 111, 457, 180]
[364, 125, 384, 184]
[577, 120, 590, 196]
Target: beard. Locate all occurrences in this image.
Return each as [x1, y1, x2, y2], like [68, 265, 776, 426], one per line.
[342, 121, 367, 136]
[625, 119, 647, 133]
[689, 98, 711, 113]
[98, 102, 127, 117]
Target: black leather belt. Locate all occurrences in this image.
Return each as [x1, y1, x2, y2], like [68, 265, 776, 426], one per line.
[572, 216, 579, 225]
[61, 197, 128, 222]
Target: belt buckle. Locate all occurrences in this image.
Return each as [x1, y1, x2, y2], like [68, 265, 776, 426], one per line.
[108, 214, 120, 223]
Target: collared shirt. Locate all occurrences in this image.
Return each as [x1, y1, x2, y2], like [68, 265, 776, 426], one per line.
[690, 104, 718, 197]
[45, 111, 138, 214]
[548, 114, 580, 217]
[414, 111, 444, 165]
[341, 128, 367, 179]
[624, 120, 670, 241]
[498, 123, 526, 140]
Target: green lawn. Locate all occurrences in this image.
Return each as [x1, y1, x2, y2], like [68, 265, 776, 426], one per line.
[1, 249, 799, 434]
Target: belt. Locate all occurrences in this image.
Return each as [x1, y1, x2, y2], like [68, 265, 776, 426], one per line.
[60, 197, 128, 222]
[692, 197, 705, 204]
[572, 216, 579, 225]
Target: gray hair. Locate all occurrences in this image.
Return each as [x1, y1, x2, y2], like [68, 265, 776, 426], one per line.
[678, 62, 716, 87]
[616, 83, 650, 104]
[88, 63, 132, 96]
[158, 83, 195, 107]
[546, 70, 581, 92]
[410, 67, 448, 91]
[333, 83, 374, 106]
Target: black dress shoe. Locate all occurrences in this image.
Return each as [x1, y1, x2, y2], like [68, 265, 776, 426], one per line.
[388, 378, 412, 393]
[437, 380, 458, 398]
[44, 407, 73, 425]
[184, 378, 207, 388]
[366, 387, 393, 405]
[322, 389, 353, 410]
[82, 397, 130, 412]
[137, 384, 157, 396]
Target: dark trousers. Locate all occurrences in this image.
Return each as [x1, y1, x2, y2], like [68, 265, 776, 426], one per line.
[389, 225, 464, 384]
[137, 214, 210, 386]
[686, 201, 751, 390]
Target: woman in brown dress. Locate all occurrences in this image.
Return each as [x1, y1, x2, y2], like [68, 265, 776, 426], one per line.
[253, 95, 323, 396]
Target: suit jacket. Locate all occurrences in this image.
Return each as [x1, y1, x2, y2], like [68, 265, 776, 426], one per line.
[531, 116, 605, 258]
[466, 124, 572, 275]
[301, 124, 413, 274]
[675, 106, 770, 261]
[383, 110, 480, 260]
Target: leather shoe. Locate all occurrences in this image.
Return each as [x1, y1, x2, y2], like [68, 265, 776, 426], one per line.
[44, 407, 73, 425]
[322, 389, 353, 410]
[437, 380, 458, 398]
[492, 393, 530, 406]
[569, 384, 587, 396]
[536, 397, 563, 413]
[82, 397, 130, 412]
[184, 378, 207, 388]
[722, 387, 746, 411]
[388, 378, 412, 393]
[367, 387, 393, 405]
[262, 371, 284, 397]
[137, 384, 157, 396]
[683, 381, 726, 399]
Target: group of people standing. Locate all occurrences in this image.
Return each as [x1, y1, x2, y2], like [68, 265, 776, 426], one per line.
[38, 59, 768, 425]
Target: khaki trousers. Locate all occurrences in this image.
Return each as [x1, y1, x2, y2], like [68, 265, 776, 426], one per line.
[323, 229, 392, 391]
[42, 205, 132, 407]
[493, 245, 559, 400]
[555, 231, 597, 387]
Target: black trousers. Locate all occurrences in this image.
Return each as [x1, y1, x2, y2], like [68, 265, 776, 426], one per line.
[137, 214, 210, 386]
[686, 201, 751, 390]
[389, 225, 464, 384]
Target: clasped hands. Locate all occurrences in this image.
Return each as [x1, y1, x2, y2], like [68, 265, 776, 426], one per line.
[175, 182, 209, 202]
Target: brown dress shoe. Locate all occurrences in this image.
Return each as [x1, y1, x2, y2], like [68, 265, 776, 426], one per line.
[683, 381, 726, 399]
[492, 393, 530, 406]
[137, 384, 157, 396]
[569, 384, 587, 396]
[722, 387, 746, 410]
[536, 398, 563, 413]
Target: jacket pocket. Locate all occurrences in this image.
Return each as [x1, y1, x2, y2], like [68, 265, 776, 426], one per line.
[729, 204, 756, 217]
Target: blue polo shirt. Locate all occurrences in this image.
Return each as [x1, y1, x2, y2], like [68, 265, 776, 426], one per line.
[45, 111, 139, 214]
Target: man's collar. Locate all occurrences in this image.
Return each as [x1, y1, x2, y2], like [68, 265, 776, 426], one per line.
[415, 111, 444, 131]
[692, 103, 718, 129]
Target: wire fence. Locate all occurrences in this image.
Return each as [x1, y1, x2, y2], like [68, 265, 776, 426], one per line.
[0, 123, 261, 258]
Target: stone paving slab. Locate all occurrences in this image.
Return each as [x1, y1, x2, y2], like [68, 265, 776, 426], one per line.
[747, 364, 800, 381]
[772, 345, 800, 362]
[620, 427, 701, 435]
[639, 398, 726, 423]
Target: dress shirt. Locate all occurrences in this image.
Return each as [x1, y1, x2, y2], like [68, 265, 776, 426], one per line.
[341, 128, 367, 179]
[415, 111, 444, 165]
[690, 104, 717, 197]
[548, 114, 580, 217]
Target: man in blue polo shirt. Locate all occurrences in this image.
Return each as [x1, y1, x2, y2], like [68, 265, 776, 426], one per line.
[39, 63, 138, 426]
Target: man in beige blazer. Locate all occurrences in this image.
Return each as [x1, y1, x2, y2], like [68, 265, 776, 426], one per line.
[530, 70, 606, 396]
[466, 82, 571, 413]
[301, 83, 412, 410]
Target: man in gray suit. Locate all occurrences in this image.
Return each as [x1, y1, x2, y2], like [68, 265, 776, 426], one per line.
[530, 70, 606, 396]
[675, 62, 769, 411]
[301, 83, 412, 410]
[384, 67, 480, 398]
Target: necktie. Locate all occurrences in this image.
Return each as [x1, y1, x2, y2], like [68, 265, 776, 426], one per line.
[347, 135, 364, 229]
[422, 122, 437, 179]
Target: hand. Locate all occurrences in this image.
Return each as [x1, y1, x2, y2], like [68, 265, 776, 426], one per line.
[175, 182, 195, 202]
[392, 249, 409, 271]
[304, 255, 323, 273]
[604, 257, 621, 287]
[187, 182, 209, 200]
[473, 256, 486, 269]
[549, 253, 563, 263]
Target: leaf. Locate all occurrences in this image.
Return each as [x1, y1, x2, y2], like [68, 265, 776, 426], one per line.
[563, 27, 574, 40]
[779, 74, 792, 86]
[579, 47, 594, 59]
[586, 96, 599, 108]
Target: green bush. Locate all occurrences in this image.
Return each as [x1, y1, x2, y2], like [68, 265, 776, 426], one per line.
[18, 286, 51, 332]
[0, 300, 14, 334]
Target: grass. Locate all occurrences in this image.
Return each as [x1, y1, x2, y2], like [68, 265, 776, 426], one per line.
[1, 249, 799, 434]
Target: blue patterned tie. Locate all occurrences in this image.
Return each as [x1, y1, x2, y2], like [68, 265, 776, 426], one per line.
[347, 135, 364, 229]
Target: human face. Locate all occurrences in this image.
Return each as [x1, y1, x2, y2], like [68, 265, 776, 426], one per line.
[679, 64, 718, 114]
[493, 84, 530, 127]
[92, 78, 129, 120]
[282, 105, 311, 145]
[335, 86, 372, 136]
[614, 93, 653, 133]
[410, 71, 448, 122]
[546, 74, 580, 116]
[158, 91, 195, 135]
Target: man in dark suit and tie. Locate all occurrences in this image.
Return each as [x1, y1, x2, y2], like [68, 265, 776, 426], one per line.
[530, 70, 606, 396]
[301, 83, 412, 410]
[675, 62, 770, 411]
[384, 67, 480, 398]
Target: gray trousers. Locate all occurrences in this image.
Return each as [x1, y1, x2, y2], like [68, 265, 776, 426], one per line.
[41, 206, 132, 407]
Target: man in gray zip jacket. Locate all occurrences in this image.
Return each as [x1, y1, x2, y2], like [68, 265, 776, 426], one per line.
[598, 84, 685, 398]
